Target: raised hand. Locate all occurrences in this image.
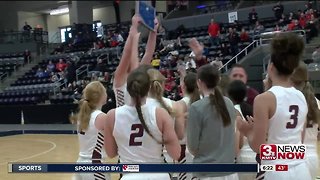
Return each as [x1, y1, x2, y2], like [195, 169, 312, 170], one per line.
[236, 115, 254, 137]
[153, 17, 160, 33]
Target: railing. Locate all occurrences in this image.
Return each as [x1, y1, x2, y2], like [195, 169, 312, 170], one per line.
[220, 29, 307, 73]
[219, 40, 260, 72]
[0, 72, 8, 82]
[76, 64, 89, 81]
[255, 30, 306, 45]
[0, 30, 48, 44]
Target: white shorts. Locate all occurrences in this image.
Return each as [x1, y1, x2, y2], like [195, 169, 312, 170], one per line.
[198, 173, 239, 180]
[121, 173, 170, 180]
[264, 162, 311, 180]
[306, 152, 319, 179]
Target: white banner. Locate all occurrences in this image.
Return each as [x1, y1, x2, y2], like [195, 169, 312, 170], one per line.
[228, 11, 238, 23]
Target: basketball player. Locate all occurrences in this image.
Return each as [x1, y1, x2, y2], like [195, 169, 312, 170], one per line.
[146, 68, 184, 139]
[237, 33, 311, 180]
[227, 80, 255, 180]
[113, 14, 158, 107]
[103, 69, 181, 180]
[70, 81, 110, 180]
[290, 62, 320, 179]
[187, 64, 239, 180]
[176, 71, 200, 180]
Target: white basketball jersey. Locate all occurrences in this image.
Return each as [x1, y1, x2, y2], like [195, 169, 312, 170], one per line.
[181, 96, 190, 107]
[113, 83, 131, 107]
[264, 86, 308, 165]
[113, 104, 164, 163]
[77, 110, 106, 162]
[146, 97, 173, 110]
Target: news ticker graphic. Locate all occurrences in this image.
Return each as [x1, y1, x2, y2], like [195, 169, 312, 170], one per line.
[259, 164, 288, 172]
[260, 144, 306, 160]
[8, 163, 258, 173]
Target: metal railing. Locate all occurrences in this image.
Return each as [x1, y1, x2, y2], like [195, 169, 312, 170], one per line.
[76, 64, 89, 81]
[0, 30, 48, 44]
[256, 30, 306, 45]
[0, 72, 8, 82]
[219, 40, 260, 72]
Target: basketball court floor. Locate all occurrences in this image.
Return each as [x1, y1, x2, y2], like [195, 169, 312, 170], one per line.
[0, 125, 319, 180]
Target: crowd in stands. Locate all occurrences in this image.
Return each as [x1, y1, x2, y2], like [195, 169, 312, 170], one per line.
[1, 1, 320, 106]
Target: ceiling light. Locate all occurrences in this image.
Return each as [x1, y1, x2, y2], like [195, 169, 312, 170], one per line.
[50, 8, 69, 15]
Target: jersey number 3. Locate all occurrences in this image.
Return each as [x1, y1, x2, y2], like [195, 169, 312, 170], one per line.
[286, 105, 299, 129]
[129, 124, 144, 146]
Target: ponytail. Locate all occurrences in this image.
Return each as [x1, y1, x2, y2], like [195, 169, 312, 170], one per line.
[70, 99, 94, 132]
[189, 87, 200, 104]
[209, 87, 231, 127]
[151, 81, 173, 115]
[302, 82, 320, 125]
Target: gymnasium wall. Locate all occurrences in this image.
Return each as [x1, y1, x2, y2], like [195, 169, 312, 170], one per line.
[46, 14, 70, 43]
[17, 11, 47, 31]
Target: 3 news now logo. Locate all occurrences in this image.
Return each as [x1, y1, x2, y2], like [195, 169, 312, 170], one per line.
[122, 165, 140, 172]
[260, 144, 306, 160]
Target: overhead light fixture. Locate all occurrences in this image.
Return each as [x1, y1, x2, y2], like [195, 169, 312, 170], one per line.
[50, 8, 69, 15]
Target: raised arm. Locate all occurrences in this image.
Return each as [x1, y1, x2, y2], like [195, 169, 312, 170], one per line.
[140, 18, 160, 65]
[113, 15, 140, 88]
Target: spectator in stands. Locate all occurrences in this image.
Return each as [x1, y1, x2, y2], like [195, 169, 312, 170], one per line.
[185, 56, 196, 70]
[299, 12, 307, 29]
[240, 28, 249, 42]
[52, 45, 63, 55]
[229, 64, 259, 106]
[233, 20, 242, 32]
[278, 13, 288, 27]
[227, 28, 239, 56]
[288, 12, 296, 21]
[312, 46, 320, 64]
[56, 59, 68, 72]
[274, 24, 281, 31]
[23, 49, 31, 64]
[208, 18, 220, 47]
[287, 19, 296, 31]
[305, 21, 318, 42]
[94, 58, 107, 73]
[65, 61, 76, 84]
[47, 60, 55, 73]
[248, 8, 258, 25]
[35, 67, 45, 78]
[97, 40, 105, 49]
[253, 21, 264, 35]
[151, 53, 161, 69]
[273, 1, 284, 20]
[23, 22, 32, 32]
[219, 42, 230, 57]
[114, 31, 124, 44]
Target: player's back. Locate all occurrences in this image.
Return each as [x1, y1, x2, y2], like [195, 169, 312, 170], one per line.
[266, 86, 308, 165]
[77, 109, 106, 162]
[113, 104, 164, 163]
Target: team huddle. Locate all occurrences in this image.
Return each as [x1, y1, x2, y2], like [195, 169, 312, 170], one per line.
[70, 15, 320, 180]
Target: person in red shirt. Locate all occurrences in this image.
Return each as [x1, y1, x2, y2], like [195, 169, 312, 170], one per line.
[239, 28, 249, 42]
[299, 13, 307, 29]
[208, 18, 220, 47]
[56, 59, 68, 72]
[287, 19, 296, 31]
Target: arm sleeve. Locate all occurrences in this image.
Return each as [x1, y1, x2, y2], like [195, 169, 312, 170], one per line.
[187, 105, 202, 155]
